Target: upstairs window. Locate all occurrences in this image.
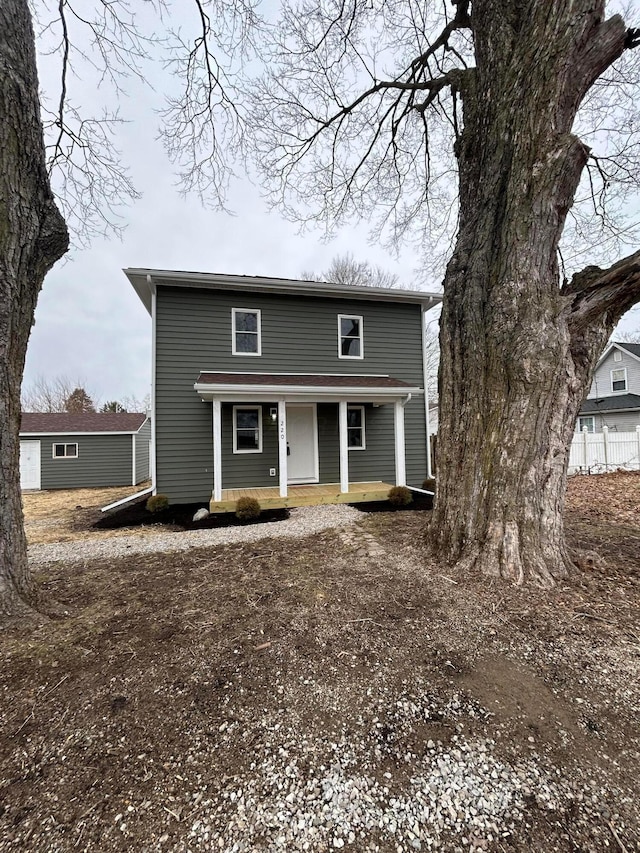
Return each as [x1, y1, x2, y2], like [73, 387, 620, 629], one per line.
[611, 368, 627, 392]
[232, 308, 261, 356]
[53, 443, 78, 458]
[613, 350, 623, 362]
[338, 314, 364, 359]
[233, 406, 262, 453]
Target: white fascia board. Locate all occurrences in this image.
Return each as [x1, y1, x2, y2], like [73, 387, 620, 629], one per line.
[198, 371, 391, 378]
[617, 343, 640, 364]
[194, 383, 423, 402]
[595, 342, 616, 367]
[124, 268, 442, 310]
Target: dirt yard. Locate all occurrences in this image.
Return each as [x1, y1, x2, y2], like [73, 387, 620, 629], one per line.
[1, 473, 639, 852]
[22, 484, 152, 544]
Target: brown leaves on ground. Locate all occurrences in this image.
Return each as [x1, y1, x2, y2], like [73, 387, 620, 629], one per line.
[566, 469, 640, 527]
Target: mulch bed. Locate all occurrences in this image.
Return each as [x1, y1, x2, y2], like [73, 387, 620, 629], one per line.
[94, 499, 290, 531]
[94, 491, 433, 530]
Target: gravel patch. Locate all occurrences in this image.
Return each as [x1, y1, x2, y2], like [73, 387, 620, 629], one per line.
[28, 504, 362, 566]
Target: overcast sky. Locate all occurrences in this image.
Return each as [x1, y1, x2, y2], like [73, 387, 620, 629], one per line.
[22, 3, 640, 409]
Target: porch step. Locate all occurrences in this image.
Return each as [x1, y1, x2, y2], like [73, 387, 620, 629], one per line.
[209, 481, 392, 513]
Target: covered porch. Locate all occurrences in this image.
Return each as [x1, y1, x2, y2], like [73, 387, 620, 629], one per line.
[193, 372, 425, 513]
[209, 481, 394, 513]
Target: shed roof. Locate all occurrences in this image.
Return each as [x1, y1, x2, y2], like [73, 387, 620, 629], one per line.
[580, 394, 640, 414]
[20, 412, 148, 434]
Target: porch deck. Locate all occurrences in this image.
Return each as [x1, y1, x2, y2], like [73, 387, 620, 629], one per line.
[209, 481, 394, 513]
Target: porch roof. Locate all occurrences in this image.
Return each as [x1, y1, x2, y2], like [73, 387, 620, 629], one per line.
[194, 371, 422, 403]
[580, 393, 640, 414]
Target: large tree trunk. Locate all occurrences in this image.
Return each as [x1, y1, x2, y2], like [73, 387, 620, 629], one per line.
[0, 1, 69, 615]
[430, 1, 640, 587]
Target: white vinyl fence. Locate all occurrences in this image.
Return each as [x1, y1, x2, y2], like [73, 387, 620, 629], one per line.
[569, 426, 640, 474]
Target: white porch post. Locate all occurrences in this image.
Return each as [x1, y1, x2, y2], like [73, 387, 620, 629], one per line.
[339, 400, 349, 494]
[212, 399, 222, 502]
[278, 399, 288, 498]
[394, 400, 407, 486]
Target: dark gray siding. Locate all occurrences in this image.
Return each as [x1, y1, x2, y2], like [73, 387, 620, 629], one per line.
[342, 399, 427, 487]
[221, 403, 280, 489]
[317, 403, 340, 482]
[155, 285, 427, 503]
[36, 433, 133, 489]
[405, 397, 429, 486]
[134, 419, 152, 484]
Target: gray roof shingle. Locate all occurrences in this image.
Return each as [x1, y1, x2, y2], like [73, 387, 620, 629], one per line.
[20, 412, 148, 434]
[580, 394, 640, 414]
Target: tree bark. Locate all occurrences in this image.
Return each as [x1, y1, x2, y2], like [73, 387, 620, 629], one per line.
[0, 1, 69, 615]
[429, 1, 640, 587]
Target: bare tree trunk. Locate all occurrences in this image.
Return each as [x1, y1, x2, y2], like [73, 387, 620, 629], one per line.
[429, 1, 640, 586]
[0, 1, 69, 615]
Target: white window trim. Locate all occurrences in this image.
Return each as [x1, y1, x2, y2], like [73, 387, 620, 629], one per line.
[610, 367, 627, 393]
[347, 405, 366, 450]
[613, 350, 623, 362]
[232, 405, 263, 454]
[338, 314, 364, 360]
[232, 308, 262, 356]
[578, 416, 595, 433]
[53, 442, 78, 459]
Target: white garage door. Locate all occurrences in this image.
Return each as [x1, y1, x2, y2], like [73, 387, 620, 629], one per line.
[20, 441, 41, 490]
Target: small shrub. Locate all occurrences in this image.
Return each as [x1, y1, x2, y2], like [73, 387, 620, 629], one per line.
[146, 494, 169, 513]
[235, 496, 261, 521]
[422, 477, 436, 492]
[388, 485, 413, 507]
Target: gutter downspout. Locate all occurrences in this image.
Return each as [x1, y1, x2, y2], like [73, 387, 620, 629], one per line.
[148, 274, 157, 495]
[421, 305, 433, 479]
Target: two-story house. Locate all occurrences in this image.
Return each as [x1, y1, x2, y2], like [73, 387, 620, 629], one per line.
[578, 341, 640, 433]
[125, 269, 441, 511]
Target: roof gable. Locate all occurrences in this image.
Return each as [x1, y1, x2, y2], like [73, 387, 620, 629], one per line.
[20, 412, 148, 434]
[597, 341, 640, 368]
[617, 342, 640, 360]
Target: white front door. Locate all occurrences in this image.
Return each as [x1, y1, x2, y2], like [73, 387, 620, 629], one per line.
[20, 440, 41, 490]
[286, 404, 319, 484]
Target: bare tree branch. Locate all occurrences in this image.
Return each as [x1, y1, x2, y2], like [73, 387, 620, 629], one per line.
[564, 249, 640, 332]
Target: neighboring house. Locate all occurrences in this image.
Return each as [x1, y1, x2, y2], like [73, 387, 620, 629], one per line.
[577, 342, 640, 433]
[19, 413, 151, 490]
[125, 268, 441, 511]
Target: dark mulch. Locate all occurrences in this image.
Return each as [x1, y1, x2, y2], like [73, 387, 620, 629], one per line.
[353, 490, 434, 513]
[95, 490, 433, 531]
[94, 498, 290, 531]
